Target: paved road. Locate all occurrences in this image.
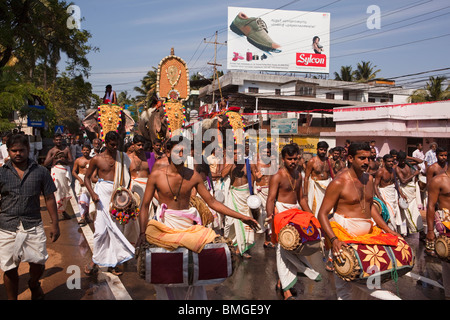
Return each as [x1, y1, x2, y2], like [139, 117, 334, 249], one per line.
[0, 193, 446, 301]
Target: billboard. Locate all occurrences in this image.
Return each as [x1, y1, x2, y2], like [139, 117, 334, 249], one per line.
[227, 7, 330, 73]
[270, 118, 298, 134]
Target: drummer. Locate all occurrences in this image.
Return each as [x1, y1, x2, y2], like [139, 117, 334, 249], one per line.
[426, 162, 450, 299]
[266, 143, 321, 300]
[136, 136, 259, 300]
[317, 142, 400, 300]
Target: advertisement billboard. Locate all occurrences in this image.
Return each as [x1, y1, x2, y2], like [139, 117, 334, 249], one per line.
[227, 7, 330, 73]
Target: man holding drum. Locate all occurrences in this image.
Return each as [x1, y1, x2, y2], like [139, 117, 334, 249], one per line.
[266, 143, 321, 300]
[426, 162, 450, 299]
[136, 136, 259, 299]
[318, 142, 401, 300]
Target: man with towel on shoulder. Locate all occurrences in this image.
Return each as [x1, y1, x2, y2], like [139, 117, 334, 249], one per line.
[84, 131, 135, 276]
[137, 136, 259, 300]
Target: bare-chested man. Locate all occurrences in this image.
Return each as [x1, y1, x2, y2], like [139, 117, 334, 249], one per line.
[72, 144, 93, 226]
[330, 147, 346, 177]
[222, 143, 255, 258]
[266, 143, 319, 300]
[304, 141, 332, 216]
[251, 142, 276, 248]
[84, 131, 135, 276]
[426, 147, 448, 185]
[426, 163, 450, 299]
[375, 154, 407, 236]
[395, 151, 425, 236]
[318, 143, 400, 300]
[368, 147, 380, 177]
[137, 136, 259, 300]
[44, 133, 73, 220]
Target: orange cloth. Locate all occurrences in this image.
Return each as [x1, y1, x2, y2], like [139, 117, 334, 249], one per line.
[272, 209, 321, 244]
[145, 220, 217, 253]
[330, 221, 398, 247]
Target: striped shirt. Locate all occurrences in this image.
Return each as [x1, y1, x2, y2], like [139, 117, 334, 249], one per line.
[0, 159, 56, 231]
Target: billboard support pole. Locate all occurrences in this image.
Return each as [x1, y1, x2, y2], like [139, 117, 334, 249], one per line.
[205, 31, 226, 105]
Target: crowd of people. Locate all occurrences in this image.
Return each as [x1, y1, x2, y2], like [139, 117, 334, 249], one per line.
[0, 129, 448, 300]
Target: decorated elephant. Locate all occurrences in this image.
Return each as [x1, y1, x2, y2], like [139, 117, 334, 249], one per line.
[82, 104, 135, 148]
[200, 107, 246, 148]
[137, 98, 170, 144]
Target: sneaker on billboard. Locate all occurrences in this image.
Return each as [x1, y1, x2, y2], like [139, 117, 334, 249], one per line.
[230, 12, 281, 53]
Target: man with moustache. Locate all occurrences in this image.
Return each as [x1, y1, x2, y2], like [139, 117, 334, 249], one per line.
[83, 131, 135, 276]
[368, 146, 380, 177]
[426, 147, 448, 184]
[137, 136, 259, 300]
[330, 147, 345, 177]
[43, 133, 73, 220]
[266, 143, 320, 300]
[304, 141, 332, 217]
[0, 134, 60, 300]
[318, 142, 401, 300]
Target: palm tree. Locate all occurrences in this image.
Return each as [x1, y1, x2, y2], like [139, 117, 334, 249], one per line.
[353, 61, 381, 82]
[334, 65, 354, 82]
[134, 67, 158, 108]
[408, 76, 450, 103]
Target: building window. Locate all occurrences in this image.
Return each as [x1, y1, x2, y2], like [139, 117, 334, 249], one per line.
[343, 91, 349, 100]
[326, 93, 335, 99]
[248, 87, 259, 93]
[275, 89, 281, 95]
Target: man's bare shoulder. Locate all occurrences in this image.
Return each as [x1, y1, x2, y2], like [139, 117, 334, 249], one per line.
[429, 172, 448, 186]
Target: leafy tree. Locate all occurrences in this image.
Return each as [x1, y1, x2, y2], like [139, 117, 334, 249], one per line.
[408, 76, 450, 103]
[353, 61, 381, 82]
[134, 67, 157, 108]
[334, 65, 354, 82]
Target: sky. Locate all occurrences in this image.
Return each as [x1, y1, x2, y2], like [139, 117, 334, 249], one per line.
[62, 0, 450, 98]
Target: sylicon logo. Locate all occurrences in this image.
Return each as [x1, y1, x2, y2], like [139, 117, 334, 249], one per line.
[296, 53, 327, 67]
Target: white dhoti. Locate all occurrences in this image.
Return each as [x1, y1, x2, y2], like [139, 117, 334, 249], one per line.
[275, 202, 321, 289]
[224, 184, 255, 255]
[0, 222, 48, 272]
[51, 165, 72, 213]
[254, 184, 269, 234]
[379, 184, 407, 236]
[153, 205, 208, 300]
[331, 214, 401, 300]
[75, 173, 91, 218]
[399, 180, 424, 234]
[126, 177, 149, 244]
[308, 177, 332, 217]
[214, 177, 230, 229]
[92, 180, 135, 267]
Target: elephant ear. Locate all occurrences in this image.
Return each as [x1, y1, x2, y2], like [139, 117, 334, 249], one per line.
[82, 110, 99, 133]
[122, 110, 135, 132]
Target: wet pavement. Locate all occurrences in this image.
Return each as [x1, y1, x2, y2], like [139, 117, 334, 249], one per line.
[0, 194, 446, 301]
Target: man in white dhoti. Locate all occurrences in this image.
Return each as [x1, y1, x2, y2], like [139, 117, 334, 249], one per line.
[266, 144, 321, 300]
[137, 136, 259, 300]
[304, 141, 333, 217]
[427, 165, 450, 299]
[43, 133, 73, 220]
[396, 151, 425, 236]
[318, 142, 402, 300]
[72, 144, 93, 226]
[84, 131, 135, 276]
[0, 134, 60, 300]
[251, 142, 277, 247]
[222, 145, 255, 258]
[375, 154, 408, 236]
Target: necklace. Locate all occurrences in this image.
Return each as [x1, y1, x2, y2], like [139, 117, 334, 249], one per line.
[348, 171, 366, 214]
[166, 167, 184, 201]
[284, 167, 296, 192]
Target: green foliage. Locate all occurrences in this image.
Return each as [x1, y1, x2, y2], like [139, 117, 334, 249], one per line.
[408, 76, 450, 103]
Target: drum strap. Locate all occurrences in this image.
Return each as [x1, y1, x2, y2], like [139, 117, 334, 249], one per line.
[119, 151, 124, 187]
[245, 157, 253, 195]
